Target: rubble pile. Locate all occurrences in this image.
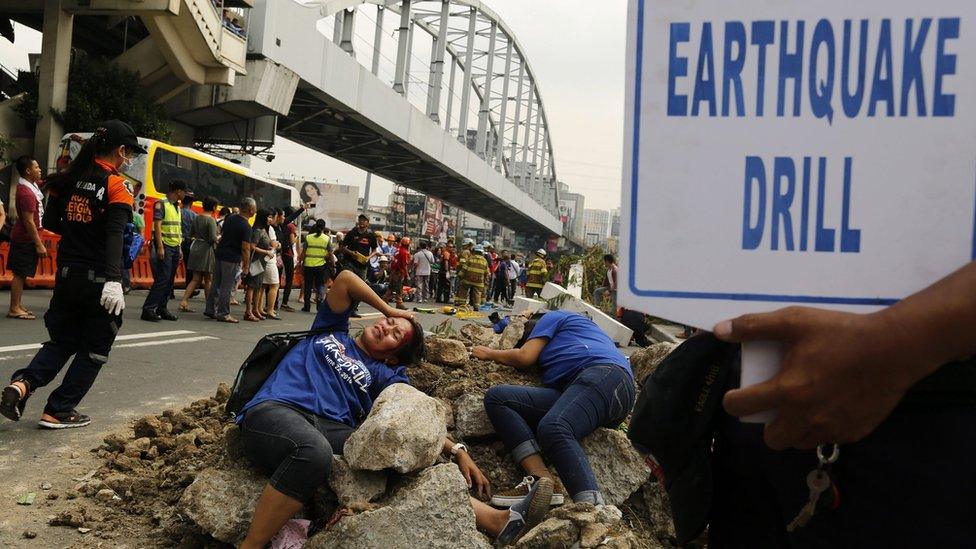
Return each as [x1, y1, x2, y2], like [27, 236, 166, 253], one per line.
[61, 324, 679, 548]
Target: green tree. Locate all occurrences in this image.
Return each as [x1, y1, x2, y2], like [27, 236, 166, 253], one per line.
[15, 51, 171, 141]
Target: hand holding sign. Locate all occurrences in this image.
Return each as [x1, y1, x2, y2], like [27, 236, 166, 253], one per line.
[712, 306, 920, 449]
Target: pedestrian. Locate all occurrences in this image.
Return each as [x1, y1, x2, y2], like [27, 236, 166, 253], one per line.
[279, 207, 300, 312]
[141, 180, 188, 321]
[385, 236, 411, 310]
[592, 254, 618, 312]
[456, 244, 489, 309]
[474, 311, 636, 507]
[506, 253, 521, 304]
[412, 240, 435, 303]
[178, 196, 218, 312]
[262, 209, 283, 320]
[436, 242, 454, 303]
[300, 219, 331, 312]
[525, 249, 548, 299]
[490, 251, 511, 304]
[6, 155, 47, 320]
[204, 197, 253, 323]
[179, 191, 197, 294]
[337, 214, 379, 317]
[0, 120, 143, 428]
[244, 209, 276, 321]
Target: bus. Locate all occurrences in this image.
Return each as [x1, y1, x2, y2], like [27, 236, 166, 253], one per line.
[0, 135, 296, 289]
[55, 133, 297, 235]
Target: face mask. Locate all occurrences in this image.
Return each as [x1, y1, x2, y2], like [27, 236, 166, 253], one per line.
[118, 147, 135, 171]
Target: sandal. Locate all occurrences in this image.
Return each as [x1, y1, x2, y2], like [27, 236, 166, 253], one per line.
[179, 303, 195, 313]
[244, 314, 260, 322]
[265, 314, 282, 320]
[217, 315, 240, 323]
[6, 311, 36, 320]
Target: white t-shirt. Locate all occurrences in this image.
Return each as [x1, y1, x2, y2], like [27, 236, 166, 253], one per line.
[412, 249, 435, 276]
[507, 260, 520, 280]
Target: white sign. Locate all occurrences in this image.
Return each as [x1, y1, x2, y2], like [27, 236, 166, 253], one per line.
[620, 0, 976, 405]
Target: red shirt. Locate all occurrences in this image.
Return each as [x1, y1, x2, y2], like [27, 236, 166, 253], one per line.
[11, 179, 42, 243]
[391, 247, 411, 276]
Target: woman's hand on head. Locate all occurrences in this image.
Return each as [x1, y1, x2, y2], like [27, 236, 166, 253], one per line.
[385, 307, 416, 321]
[456, 452, 491, 499]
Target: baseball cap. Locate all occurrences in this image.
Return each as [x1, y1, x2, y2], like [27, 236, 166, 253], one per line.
[627, 333, 737, 545]
[96, 120, 148, 155]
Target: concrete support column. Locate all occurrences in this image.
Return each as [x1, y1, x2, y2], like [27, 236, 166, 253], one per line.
[340, 8, 356, 58]
[426, 0, 450, 122]
[371, 5, 384, 75]
[34, 0, 73, 173]
[333, 11, 343, 43]
[392, 0, 412, 96]
[475, 21, 497, 158]
[456, 7, 477, 143]
[494, 40, 513, 172]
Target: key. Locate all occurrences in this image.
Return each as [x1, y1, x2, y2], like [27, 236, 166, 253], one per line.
[786, 469, 832, 532]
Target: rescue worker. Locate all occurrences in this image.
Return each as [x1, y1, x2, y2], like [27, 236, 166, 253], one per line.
[0, 120, 143, 428]
[525, 249, 549, 299]
[142, 180, 189, 321]
[456, 243, 489, 309]
[300, 219, 332, 312]
[455, 237, 474, 298]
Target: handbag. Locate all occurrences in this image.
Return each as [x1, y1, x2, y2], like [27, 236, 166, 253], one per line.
[248, 254, 266, 278]
[226, 329, 326, 417]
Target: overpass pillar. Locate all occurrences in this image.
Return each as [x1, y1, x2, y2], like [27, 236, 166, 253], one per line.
[33, 0, 73, 173]
[392, 0, 412, 96]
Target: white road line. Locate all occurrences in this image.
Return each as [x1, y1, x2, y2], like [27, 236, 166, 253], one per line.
[0, 330, 197, 354]
[114, 336, 217, 349]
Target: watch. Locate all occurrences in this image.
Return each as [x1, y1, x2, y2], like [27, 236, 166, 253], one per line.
[450, 442, 468, 456]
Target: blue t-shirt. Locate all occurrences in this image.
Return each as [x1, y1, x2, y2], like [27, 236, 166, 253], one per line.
[528, 311, 633, 389]
[240, 303, 409, 426]
[492, 316, 511, 334]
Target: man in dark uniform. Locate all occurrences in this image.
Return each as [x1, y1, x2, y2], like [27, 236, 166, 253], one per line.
[338, 214, 378, 317]
[0, 120, 142, 428]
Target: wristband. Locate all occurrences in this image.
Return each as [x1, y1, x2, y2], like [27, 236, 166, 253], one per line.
[450, 442, 467, 456]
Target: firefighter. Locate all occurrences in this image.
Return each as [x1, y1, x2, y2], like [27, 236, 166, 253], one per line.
[0, 120, 143, 429]
[456, 243, 489, 309]
[525, 248, 549, 299]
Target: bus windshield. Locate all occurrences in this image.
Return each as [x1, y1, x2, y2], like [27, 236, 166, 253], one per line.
[151, 147, 292, 209]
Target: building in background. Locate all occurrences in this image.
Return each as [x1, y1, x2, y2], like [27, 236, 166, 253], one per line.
[610, 207, 620, 238]
[583, 208, 610, 247]
[558, 182, 586, 239]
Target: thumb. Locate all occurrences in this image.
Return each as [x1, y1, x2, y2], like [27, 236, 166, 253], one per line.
[713, 309, 796, 343]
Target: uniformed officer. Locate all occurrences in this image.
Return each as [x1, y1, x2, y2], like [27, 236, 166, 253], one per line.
[456, 244, 489, 309]
[141, 180, 188, 321]
[300, 219, 332, 312]
[0, 120, 142, 429]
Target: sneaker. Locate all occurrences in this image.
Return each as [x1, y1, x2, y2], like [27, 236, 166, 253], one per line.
[38, 410, 91, 429]
[0, 383, 26, 421]
[491, 475, 565, 508]
[496, 476, 553, 546]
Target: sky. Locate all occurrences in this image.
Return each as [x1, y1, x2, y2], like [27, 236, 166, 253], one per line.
[0, 1, 627, 213]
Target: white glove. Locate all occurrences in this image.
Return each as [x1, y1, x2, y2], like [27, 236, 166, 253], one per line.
[100, 281, 125, 316]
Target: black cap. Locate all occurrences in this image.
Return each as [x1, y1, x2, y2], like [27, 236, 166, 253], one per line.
[627, 333, 737, 545]
[95, 120, 148, 155]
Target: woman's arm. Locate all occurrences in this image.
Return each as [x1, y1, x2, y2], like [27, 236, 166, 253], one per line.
[442, 437, 490, 499]
[471, 338, 547, 369]
[325, 270, 413, 319]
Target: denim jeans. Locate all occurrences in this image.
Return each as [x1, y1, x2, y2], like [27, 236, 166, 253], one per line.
[205, 260, 238, 318]
[240, 401, 355, 502]
[142, 244, 180, 313]
[484, 364, 636, 503]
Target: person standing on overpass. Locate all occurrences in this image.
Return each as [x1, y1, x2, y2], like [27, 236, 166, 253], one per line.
[0, 120, 141, 429]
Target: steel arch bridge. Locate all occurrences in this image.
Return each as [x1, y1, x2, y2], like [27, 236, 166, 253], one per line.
[249, 0, 563, 235]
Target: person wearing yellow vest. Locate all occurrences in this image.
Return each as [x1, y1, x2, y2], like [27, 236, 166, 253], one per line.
[300, 219, 333, 312]
[142, 180, 189, 321]
[525, 249, 549, 299]
[456, 244, 490, 308]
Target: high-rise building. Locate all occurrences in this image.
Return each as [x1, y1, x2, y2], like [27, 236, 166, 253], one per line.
[610, 207, 621, 237]
[558, 182, 586, 239]
[583, 209, 610, 247]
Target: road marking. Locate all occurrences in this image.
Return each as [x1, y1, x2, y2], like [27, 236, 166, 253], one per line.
[115, 336, 217, 349]
[0, 330, 198, 354]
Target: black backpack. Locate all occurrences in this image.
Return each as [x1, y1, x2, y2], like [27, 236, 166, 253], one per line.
[225, 329, 326, 417]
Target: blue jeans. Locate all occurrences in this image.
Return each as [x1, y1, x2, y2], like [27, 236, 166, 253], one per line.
[484, 364, 636, 503]
[142, 244, 180, 313]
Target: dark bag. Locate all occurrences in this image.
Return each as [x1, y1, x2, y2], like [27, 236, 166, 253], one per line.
[225, 329, 325, 417]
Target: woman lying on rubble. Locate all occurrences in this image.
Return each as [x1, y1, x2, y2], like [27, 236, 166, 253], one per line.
[472, 310, 636, 508]
[237, 270, 553, 548]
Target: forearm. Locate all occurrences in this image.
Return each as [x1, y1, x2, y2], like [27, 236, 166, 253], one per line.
[153, 222, 163, 248]
[102, 206, 129, 281]
[23, 217, 43, 246]
[481, 347, 527, 368]
[343, 270, 394, 314]
[283, 207, 305, 225]
[881, 261, 976, 379]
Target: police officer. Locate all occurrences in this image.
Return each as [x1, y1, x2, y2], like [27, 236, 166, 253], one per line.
[300, 219, 332, 312]
[0, 120, 142, 429]
[141, 180, 188, 321]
